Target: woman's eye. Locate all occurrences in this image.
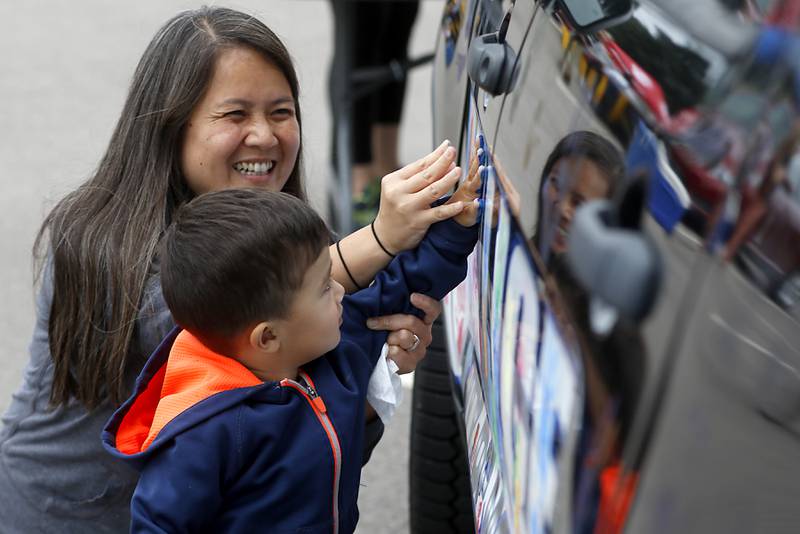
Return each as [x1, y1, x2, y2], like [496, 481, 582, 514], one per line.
[223, 110, 245, 118]
[273, 108, 295, 118]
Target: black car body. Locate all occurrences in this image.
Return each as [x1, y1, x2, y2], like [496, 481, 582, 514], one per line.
[410, 1, 800, 532]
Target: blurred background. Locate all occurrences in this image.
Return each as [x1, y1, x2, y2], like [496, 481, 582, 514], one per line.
[0, 1, 442, 531]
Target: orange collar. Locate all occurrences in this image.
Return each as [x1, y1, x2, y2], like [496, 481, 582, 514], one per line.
[116, 330, 262, 454]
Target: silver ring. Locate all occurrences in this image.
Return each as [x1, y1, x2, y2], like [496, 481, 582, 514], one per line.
[407, 333, 421, 352]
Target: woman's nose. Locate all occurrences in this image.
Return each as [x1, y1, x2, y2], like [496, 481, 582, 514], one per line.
[244, 118, 278, 148]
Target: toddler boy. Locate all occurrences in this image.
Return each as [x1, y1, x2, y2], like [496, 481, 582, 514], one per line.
[102, 186, 479, 533]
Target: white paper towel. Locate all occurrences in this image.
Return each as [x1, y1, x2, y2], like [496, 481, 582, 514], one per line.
[366, 343, 404, 424]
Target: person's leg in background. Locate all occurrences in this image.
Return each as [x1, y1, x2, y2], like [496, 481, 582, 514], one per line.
[350, 0, 382, 226]
[370, 0, 420, 181]
[328, 0, 421, 230]
[351, 0, 420, 229]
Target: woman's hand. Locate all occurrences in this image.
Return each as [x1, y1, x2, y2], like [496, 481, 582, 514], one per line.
[372, 140, 468, 254]
[366, 293, 443, 374]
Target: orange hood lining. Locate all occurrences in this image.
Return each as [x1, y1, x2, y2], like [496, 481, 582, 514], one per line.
[115, 330, 262, 454]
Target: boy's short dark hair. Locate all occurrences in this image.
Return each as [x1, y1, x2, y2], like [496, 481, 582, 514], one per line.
[160, 188, 330, 344]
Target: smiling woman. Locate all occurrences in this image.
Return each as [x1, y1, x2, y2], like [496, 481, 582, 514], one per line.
[181, 46, 301, 193]
[0, 6, 463, 532]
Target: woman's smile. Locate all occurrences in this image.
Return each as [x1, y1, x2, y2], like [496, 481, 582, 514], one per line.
[232, 159, 278, 186]
[181, 46, 300, 195]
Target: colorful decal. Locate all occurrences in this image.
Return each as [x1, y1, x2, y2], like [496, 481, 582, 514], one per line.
[443, 278, 468, 380]
[464, 359, 511, 534]
[440, 75, 588, 533]
[498, 238, 542, 531]
[526, 309, 582, 534]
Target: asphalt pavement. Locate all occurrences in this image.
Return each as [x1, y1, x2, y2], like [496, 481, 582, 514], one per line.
[0, 1, 442, 532]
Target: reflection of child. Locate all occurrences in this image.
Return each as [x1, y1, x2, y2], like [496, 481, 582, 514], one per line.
[102, 188, 478, 532]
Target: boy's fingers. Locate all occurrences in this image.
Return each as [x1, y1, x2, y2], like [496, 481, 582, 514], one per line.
[468, 149, 480, 179]
[454, 198, 482, 226]
[468, 198, 481, 220]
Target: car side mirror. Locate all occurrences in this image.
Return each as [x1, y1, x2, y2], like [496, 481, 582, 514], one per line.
[467, 29, 519, 97]
[566, 199, 662, 321]
[557, 0, 632, 32]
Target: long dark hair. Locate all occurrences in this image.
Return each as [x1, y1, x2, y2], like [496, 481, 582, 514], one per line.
[35, 6, 306, 409]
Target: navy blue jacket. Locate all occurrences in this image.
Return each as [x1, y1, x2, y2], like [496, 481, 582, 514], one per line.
[102, 219, 478, 533]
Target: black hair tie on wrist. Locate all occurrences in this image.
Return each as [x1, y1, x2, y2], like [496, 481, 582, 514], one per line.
[336, 240, 364, 291]
[371, 221, 396, 258]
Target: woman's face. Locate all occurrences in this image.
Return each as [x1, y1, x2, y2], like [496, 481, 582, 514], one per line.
[181, 46, 300, 195]
[546, 156, 611, 255]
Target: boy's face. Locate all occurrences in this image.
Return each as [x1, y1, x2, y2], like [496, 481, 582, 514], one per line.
[276, 248, 345, 365]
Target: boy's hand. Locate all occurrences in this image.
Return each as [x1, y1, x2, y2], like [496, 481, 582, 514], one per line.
[446, 140, 482, 226]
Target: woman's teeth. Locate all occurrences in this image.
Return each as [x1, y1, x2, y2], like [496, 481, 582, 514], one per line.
[234, 161, 274, 174]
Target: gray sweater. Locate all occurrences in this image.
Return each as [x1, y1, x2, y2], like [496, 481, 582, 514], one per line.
[0, 268, 173, 533]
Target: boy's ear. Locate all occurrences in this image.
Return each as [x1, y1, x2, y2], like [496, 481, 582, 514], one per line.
[250, 322, 280, 353]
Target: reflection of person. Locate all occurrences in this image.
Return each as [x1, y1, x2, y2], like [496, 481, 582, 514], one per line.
[0, 7, 468, 531]
[103, 188, 478, 532]
[527, 132, 643, 534]
[534, 131, 624, 257]
[329, 0, 420, 227]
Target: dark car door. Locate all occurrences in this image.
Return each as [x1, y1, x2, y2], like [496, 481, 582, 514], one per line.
[450, 0, 800, 532]
[508, 1, 800, 533]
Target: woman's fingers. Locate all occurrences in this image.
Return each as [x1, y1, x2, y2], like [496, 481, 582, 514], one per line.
[371, 140, 462, 252]
[366, 313, 432, 343]
[402, 146, 458, 193]
[369, 319, 433, 374]
[391, 140, 450, 181]
[386, 329, 421, 352]
[386, 344, 421, 375]
[384, 295, 442, 373]
[408, 164, 462, 207]
[366, 312, 433, 349]
[365, 297, 442, 374]
[424, 200, 468, 224]
[409, 293, 443, 324]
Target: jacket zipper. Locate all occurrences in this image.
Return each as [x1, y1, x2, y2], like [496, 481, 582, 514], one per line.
[281, 370, 341, 534]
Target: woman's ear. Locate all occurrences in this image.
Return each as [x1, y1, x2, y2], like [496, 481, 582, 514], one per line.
[249, 322, 280, 353]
